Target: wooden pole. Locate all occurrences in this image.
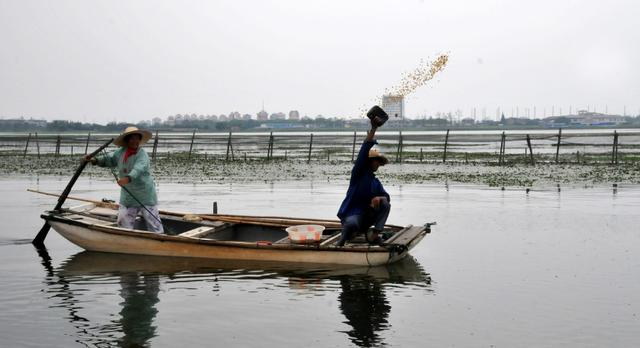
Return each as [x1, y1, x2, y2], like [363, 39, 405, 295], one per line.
[225, 131, 234, 161]
[84, 132, 91, 155]
[188, 129, 196, 159]
[615, 133, 619, 165]
[442, 129, 450, 163]
[351, 131, 356, 163]
[396, 130, 403, 163]
[55, 135, 61, 157]
[35, 132, 40, 159]
[555, 128, 562, 163]
[23, 133, 31, 158]
[267, 132, 274, 160]
[498, 132, 506, 165]
[151, 130, 159, 161]
[307, 133, 313, 163]
[526, 134, 534, 165]
[612, 130, 618, 165]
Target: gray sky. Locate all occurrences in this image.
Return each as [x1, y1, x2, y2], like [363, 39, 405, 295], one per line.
[1, 0, 639, 123]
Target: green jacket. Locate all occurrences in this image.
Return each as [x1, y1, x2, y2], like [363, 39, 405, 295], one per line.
[95, 147, 158, 207]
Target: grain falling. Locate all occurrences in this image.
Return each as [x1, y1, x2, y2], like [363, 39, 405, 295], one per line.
[384, 54, 449, 98]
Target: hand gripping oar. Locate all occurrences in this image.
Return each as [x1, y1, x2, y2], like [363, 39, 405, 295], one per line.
[32, 138, 114, 247]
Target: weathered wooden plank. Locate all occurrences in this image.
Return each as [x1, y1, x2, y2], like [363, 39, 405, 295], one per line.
[385, 225, 425, 245]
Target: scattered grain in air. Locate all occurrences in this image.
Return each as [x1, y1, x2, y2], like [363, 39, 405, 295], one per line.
[361, 54, 449, 115]
[384, 54, 449, 98]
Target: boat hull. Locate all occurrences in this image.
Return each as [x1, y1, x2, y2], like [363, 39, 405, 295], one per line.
[49, 220, 397, 266]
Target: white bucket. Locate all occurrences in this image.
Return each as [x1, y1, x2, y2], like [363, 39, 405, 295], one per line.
[285, 224, 325, 244]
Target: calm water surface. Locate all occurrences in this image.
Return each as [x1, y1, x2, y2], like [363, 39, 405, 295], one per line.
[1, 178, 639, 347]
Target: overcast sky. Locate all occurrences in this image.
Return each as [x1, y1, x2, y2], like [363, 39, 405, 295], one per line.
[1, 0, 639, 123]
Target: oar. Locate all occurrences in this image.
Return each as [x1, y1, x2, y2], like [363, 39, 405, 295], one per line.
[32, 138, 114, 247]
[27, 189, 408, 232]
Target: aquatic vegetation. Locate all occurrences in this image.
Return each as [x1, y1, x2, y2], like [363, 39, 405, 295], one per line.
[2, 153, 639, 188]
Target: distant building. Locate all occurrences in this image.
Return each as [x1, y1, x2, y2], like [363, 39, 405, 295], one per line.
[461, 118, 476, 126]
[257, 110, 269, 121]
[219, 114, 228, 121]
[288, 110, 300, 120]
[242, 114, 252, 120]
[544, 110, 626, 127]
[270, 112, 286, 120]
[207, 115, 218, 121]
[228, 111, 241, 120]
[381, 95, 404, 119]
[152, 117, 162, 126]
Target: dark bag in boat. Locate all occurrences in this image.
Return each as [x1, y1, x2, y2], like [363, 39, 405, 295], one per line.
[366, 105, 389, 127]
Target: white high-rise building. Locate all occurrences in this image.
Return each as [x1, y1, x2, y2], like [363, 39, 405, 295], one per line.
[381, 95, 404, 119]
[289, 110, 300, 120]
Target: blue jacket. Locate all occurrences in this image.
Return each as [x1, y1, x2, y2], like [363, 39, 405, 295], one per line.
[337, 140, 390, 220]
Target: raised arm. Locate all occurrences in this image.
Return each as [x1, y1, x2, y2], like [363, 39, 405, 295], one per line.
[352, 122, 379, 175]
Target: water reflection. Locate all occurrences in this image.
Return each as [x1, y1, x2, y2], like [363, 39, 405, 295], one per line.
[37, 249, 431, 348]
[117, 274, 160, 347]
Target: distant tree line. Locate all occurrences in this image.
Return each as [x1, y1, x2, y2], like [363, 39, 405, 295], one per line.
[3, 115, 640, 132]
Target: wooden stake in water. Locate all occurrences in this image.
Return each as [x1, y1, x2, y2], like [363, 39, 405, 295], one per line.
[151, 130, 159, 161]
[442, 129, 450, 163]
[23, 133, 31, 159]
[351, 131, 356, 163]
[84, 132, 91, 155]
[498, 132, 506, 165]
[555, 128, 562, 163]
[188, 129, 196, 159]
[55, 135, 61, 157]
[526, 134, 534, 165]
[611, 130, 619, 165]
[307, 133, 313, 163]
[267, 132, 274, 160]
[35, 132, 40, 159]
[225, 131, 234, 161]
[396, 131, 404, 163]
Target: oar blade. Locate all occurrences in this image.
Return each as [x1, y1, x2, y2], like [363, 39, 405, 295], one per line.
[32, 222, 51, 247]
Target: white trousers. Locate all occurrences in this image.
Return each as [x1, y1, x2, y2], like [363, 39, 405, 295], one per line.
[117, 205, 164, 233]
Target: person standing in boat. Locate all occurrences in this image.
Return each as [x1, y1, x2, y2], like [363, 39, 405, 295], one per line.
[336, 115, 390, 246]
[85, 126, 164, 233]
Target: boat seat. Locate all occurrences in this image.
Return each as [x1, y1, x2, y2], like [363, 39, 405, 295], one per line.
[68, 214, 117, 226]
[179, 226, 216, 238]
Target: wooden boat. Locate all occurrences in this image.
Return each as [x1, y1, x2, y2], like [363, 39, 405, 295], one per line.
[40, 198, 433, 267]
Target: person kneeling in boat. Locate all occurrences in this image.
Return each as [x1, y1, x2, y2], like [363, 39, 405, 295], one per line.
[85, 126, 164, 233]
[336, 119, 390, 246]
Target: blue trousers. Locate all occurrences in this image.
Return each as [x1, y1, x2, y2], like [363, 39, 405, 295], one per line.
[337, 199, 390, 246]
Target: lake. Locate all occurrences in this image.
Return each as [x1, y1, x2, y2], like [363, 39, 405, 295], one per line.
[1, 178, 639, 347]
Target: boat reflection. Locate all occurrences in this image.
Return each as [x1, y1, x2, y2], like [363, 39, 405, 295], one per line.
[37, 249, 432, 348]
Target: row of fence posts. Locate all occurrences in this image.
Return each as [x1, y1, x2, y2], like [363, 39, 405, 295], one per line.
[17, 129, 625, 165]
